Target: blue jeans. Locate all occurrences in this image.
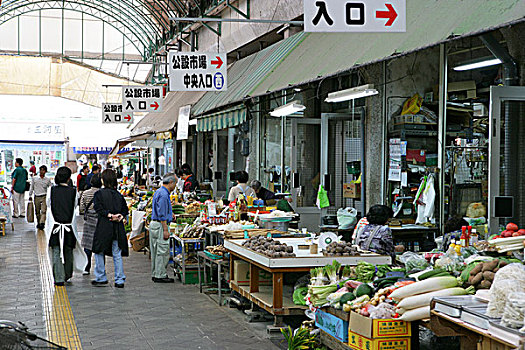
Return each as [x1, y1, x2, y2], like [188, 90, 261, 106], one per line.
[94, 240, 125, 284]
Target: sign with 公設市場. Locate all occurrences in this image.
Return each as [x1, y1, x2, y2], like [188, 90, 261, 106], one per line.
[101, 103, 133, 124]
[304, 0, 406, 33]
[168, 52, 227, 92]
[122, 86, 164, 113]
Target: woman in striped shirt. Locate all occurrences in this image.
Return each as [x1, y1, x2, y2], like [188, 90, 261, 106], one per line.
[79, 173, 102, 275]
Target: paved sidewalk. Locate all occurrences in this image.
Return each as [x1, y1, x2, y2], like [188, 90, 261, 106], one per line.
[0, 219, 283, 350]
[0, 218, 46, 337]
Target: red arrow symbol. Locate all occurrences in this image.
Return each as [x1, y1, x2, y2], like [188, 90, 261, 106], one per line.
[124, 114, 132, 122]
[150, 101, 159, 110]
[376, 3, 398, 26]
[211, 56, 223, 69]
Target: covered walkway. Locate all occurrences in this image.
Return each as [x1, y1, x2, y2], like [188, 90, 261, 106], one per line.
[0, 218, 281, 350]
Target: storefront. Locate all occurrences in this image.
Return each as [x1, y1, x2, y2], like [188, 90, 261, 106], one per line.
[0, 122, 66, 184]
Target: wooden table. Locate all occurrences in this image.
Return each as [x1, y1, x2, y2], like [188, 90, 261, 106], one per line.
[225, 238, 391, 327]
[430, 310, 524, 350]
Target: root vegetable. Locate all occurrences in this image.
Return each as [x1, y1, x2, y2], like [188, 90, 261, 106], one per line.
[482, 271, 495, 282]
[389, 276, 459, 300]
[479, 280, 492, 289]
[482, 260, 498, 272]
[471, 272, 483, 285]
[399, 306, 431, 321]
[396, 287, 473, 310]
[470, 264, 483, 276]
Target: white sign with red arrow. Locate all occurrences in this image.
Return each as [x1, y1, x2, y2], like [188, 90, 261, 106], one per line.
[122, 86, 164, 113]
[304, 0, 405, 33]
[168, 52, 227, 92]
[102, 103, 133, 124]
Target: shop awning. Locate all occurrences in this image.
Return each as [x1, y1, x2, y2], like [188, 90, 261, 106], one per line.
[192, 0, 524, 115]
[196, 106, 247, 132]
[251, 0, 525, 96]
[131, 91, 206, 136]
[191, 32, 306, 117]
[108, 134, 152, 157]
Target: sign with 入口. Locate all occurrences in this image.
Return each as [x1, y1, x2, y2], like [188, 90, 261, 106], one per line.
[304, 0, 405, 33]
[102, 103, 133, 124]
[122, 86, 164, 113]
[168, 52, 227, 92]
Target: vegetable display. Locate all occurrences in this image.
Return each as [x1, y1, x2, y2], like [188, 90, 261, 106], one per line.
[467, 259, 507, 290]
[323, 241, 358, 256]
[389, 276, 459, 300]
[241, 236, 296, 258]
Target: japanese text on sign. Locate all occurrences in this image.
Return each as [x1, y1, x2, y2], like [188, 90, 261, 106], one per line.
[122, 86, 163, 113]
[102, 103, 133, 124]
[168, 52, 227, 92]
[304, 0, 406, 33]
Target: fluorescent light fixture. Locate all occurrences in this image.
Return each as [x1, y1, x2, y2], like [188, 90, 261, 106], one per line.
[325, 84, 379, 103]
[270, 100, 306, 117]
[453, 57, 502, 71]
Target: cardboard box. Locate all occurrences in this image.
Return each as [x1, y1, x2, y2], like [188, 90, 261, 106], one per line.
[348, 331, 411, 350]
[233, 260, 272, 286]
[433, 80, 477, 101]
[349, 312, 411, 338]
[343, 183, 361, 199]
[130, 232, 147, 252]
[315, 308, 349, 343]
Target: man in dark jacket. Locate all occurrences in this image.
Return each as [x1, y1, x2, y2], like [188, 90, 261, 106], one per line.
[91, 169, 129, 288]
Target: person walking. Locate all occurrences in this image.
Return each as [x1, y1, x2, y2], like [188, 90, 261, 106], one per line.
[150, 173, 176, 283]
[45, 166, 87, 286]
[86, 165, 100, 190]
[79, 173, 102, 275]
[91, 169, 129, 288]
[11, 158, 28, 218]
[29, 161, 37, 177]
[29, 165, 52, 230]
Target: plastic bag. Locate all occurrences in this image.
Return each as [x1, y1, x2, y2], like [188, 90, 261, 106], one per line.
[399, 251, 429, 273]
[434, 249, 464, 274]
[368, 303, 396, 319]
[26, 200, 34, 223]
[486, 264, 525, 318]
[337, 207, 357, 229]
[316, 185, 330, 209]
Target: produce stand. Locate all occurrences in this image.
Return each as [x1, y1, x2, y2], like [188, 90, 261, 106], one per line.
[197, 251, 230, 306]
[225, 238, 391, 326]
[170, 235, 204, 284]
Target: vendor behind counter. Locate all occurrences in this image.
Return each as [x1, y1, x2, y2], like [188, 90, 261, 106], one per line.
[353, 205, 395, 260]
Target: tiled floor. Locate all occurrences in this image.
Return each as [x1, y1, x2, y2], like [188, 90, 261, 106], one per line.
[0, 219, 283, 350]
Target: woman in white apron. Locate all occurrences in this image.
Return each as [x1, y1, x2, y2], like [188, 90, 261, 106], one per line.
[44, 166, 87, 286]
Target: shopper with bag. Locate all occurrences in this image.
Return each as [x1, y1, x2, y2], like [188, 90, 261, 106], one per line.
[79, 173, 102, 275]
[29, 165, 53, 230]
[11, 158, 28, 218]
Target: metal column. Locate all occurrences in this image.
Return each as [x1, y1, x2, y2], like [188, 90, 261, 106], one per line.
[281, 116, 286, 192]
[437, 43, 448, 236]
[227, 128, 235, 194]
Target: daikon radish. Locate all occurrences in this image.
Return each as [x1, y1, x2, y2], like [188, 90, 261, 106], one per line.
[398, 306, 431, 321]
[397, 287, 474, 310]
[389, 276, 459, 300]
[396, 307, 407, 315]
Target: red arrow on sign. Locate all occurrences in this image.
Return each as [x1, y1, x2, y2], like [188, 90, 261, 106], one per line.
[376, 4, 398, 26]
[150, 101, 159, 110]
[124, 114, 132, 122]
[211, 56, 223, 69]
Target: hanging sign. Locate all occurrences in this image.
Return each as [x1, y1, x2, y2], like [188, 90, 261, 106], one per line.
[176, 105, 191, 140]
[102, 103, 133, 124]
[168, 52, 227, 92]
[304, 0, 406, 33]
[122, 86, 164, 113]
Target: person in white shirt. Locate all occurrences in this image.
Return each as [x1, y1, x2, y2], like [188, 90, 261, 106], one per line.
[228, 171, 256, 202]
[175, 168, 185, 193]
[29, 165, 53, 230]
